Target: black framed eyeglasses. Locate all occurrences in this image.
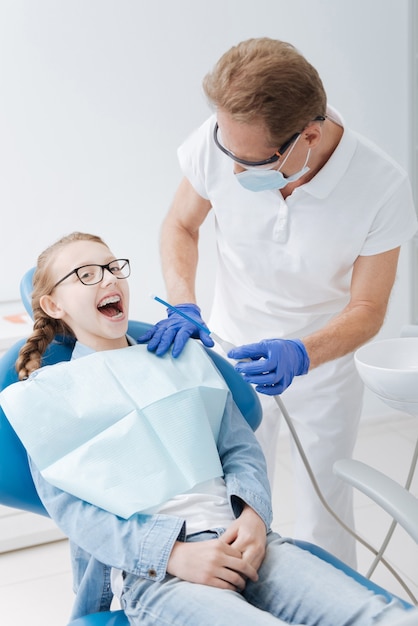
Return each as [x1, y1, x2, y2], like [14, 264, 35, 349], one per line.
[52, 259, 130, 289]
[213, 116, 326, 169]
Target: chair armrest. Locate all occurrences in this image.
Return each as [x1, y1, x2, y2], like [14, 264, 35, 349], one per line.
[333, 459, 418, 544]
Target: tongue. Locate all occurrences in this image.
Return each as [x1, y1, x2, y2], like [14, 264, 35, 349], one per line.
[99, 304, 120, 318]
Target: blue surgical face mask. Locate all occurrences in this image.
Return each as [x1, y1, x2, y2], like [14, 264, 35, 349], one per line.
[236, 136, 311, 192]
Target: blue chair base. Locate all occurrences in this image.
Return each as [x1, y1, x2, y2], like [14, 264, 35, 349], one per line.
[68, 610, 128, 625]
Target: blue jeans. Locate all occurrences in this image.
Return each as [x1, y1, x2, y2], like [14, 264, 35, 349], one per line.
[120, 531, 410, 625]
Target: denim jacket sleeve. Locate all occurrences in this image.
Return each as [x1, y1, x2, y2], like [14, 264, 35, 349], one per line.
[29, 457, 185, 582]
[217, 393, 273, 530]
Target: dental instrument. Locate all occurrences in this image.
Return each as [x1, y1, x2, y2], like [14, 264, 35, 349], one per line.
[151, 294, 417, 602]
[150, 294, 233, 354]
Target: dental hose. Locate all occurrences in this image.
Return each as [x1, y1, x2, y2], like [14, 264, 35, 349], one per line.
[274, 393, 418, 604]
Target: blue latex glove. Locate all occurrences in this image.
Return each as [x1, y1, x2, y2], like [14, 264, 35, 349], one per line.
[228, 338, 310, 395]
[137, 303, 214, 358]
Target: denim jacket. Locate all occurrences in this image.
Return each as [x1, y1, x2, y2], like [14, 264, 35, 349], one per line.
[28, 342, 272, 621]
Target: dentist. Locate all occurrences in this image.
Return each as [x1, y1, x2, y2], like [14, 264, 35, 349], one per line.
[139, 38, 418, 567]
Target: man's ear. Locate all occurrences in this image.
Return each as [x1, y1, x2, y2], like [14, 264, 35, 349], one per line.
[303, 120, 323, 148]
[39, 294, 65, 319]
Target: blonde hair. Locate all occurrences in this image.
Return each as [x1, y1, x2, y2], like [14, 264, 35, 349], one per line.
[16, 232, 106, 380]
[203, 38, 327, 146]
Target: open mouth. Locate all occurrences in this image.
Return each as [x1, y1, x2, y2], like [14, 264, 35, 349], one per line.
[97, 295, 124, 319]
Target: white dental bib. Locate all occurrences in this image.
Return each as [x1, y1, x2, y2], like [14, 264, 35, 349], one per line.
[1, 342, 229, 518]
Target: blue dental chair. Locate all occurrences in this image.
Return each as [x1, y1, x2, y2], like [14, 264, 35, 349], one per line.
[1, 270, 264, 625]
[0, 270, 414, 625]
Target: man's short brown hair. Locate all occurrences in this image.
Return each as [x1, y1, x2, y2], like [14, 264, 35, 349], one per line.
[203, 38, 327, 147]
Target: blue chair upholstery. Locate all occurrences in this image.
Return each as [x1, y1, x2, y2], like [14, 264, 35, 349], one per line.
[69, 611, 128, 626]
[19, 266, 35, 318]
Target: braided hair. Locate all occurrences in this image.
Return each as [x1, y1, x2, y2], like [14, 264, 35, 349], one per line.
[16, 232, 106, 380]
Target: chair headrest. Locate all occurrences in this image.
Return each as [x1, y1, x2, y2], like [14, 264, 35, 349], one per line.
[20, 267, 35, 319]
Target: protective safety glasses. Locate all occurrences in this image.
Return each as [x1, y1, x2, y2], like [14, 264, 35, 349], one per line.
[213, 116, 325, 170]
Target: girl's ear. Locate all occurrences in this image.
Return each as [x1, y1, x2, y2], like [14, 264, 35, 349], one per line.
[39, 294, 65, 319]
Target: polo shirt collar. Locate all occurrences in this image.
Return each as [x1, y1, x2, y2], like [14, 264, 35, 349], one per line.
[302, 105, 358, 199]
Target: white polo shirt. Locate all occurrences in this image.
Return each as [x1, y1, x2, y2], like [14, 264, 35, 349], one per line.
[178, 108, 417, 346]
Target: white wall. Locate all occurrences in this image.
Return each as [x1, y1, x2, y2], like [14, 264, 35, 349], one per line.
[0, 0, 415, 416]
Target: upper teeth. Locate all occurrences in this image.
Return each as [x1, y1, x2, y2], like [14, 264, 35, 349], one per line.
[98, 296, 120, 307]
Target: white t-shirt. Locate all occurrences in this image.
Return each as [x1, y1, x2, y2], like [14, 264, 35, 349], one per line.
[178, 107, 417, 346]
[111, 477, 233, 598]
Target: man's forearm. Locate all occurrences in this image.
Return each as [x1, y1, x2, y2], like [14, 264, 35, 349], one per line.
[303, 302, 386, 369]
[160, 177, 212, 305]
[160, 219, 199, 304]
